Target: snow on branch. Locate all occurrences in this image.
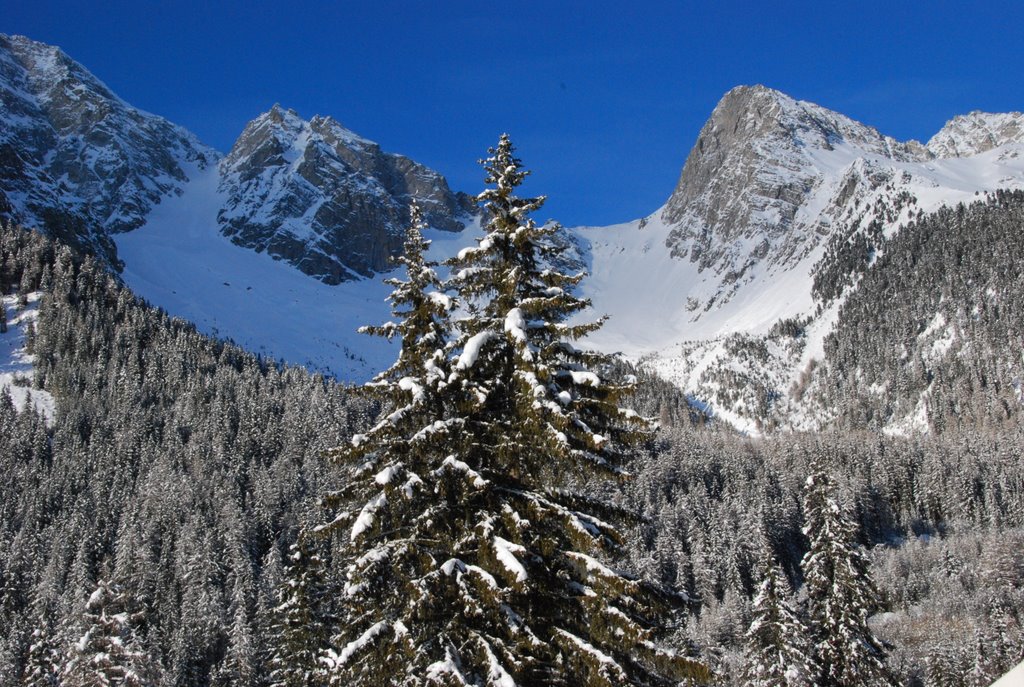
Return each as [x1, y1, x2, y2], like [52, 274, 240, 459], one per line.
[456, 330, 499, 370]
[325, 620, 389, 669]
[434, 455, 489, 489]
[492, 537, 529, 583]
[350, 491, 387, 542]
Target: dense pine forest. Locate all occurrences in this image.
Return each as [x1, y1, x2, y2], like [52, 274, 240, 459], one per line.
[810, 190, 1024, 433]
[1, 175, 1024, 684]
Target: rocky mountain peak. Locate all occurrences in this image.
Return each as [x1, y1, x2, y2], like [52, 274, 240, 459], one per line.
[218, 106, 476, 284]
[221, 103, 305, 175]
[927, 110, 1024, 158]
[656, 85, 934, 312]
[0, 34, 216, 263]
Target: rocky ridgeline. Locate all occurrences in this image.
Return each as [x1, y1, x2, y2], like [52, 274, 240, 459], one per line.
[0, 34, 475, 282]
[660, 86, 928, 281]
[652, 85, 1024, 315]
[218, 105, 475, 283]
[0, 34, 216, 264]
[927, 110, 1024, 158]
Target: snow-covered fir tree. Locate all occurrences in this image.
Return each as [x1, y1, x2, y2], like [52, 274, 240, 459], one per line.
[267, 537, 333, 687]
[22, 626, 61, 687]
[740, 552, 816, 687]
[62, 579, 159, 687]
[800, 465, 893, 687]
[320, 136, 709, 685]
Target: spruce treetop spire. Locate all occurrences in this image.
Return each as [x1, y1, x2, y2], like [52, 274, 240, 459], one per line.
[478, 133, 544, 222]
[320, 135, 709, 686]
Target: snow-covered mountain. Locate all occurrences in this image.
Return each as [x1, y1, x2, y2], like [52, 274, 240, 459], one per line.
[578, 86, 1024, 433]
[3, 34, 1024, 430]
[218, 104, 475, 283]
[0, 34, 474, 285]
[0, 34, 216, 263]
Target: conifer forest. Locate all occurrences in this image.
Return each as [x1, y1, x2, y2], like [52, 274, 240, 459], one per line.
[1, 137, 1023, 687]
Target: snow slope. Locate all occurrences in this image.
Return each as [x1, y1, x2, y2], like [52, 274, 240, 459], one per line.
[103, 82, 1024, 434]
[116, 163, 395, 382]
[580, 141, 1024, 361]
[575, 139, 1024, 433]
[991, 661, 1024, 687]
[115, 163, 480, 383]
[0, 292, 55, 421]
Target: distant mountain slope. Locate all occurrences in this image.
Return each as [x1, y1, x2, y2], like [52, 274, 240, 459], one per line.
[800, 191, 1024, 434]
[0, 34, 474, 284]
[575, 87, 1024, 433]
[218, 104, 475, 283]
[4, 34, 1024, 434]
[0, 34, 216, 262]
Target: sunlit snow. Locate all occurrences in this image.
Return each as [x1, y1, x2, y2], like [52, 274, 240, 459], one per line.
[0, 292, 55, 422]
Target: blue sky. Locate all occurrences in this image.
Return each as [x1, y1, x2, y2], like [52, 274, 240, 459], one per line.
[6, 1, 1024, 226]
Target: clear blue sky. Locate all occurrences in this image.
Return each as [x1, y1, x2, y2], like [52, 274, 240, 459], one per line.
[6, 1, 1024, 226]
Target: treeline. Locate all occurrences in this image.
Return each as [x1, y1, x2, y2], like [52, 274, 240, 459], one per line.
[810, 190, 1024, 432]
[0, 223, 374, 684]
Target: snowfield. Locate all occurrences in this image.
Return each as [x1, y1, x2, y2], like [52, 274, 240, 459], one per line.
[116, 162, 483, 384]
[0, 291, 56, 421]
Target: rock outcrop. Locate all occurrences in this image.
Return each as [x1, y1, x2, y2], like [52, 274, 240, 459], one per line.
[0, 34, 216, 262]
[217, 105, 476, 283]
[927, 111, 1024, 158]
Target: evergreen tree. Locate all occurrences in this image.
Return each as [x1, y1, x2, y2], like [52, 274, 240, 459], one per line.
[801, 466, 893, 687]
[62, 579, 159, 687]
[321, 136, 708, 685]
[22, 626, 62, 687]
[212, 575, 259, 687]
[267, 538, 333, 687]
[740, 556, 816, 687]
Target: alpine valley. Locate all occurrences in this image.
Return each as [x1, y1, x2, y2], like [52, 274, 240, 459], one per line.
[3, 34, 1023, 435]
[2, 32, 1024, 687]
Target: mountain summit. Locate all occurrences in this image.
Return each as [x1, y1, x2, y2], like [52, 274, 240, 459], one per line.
[0, 34, 474, 283]
[661, 85, 928, 278]
[218, 105, 475, 283]
[926, 110, 1024, 158]
[0, 34, 215, 262]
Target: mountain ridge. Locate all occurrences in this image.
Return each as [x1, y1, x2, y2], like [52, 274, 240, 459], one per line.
[3, 34, 1024, 432]
[0, 33, 475, 283]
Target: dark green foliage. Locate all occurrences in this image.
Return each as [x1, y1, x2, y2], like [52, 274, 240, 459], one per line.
[320, 136, 709, 685]
[0, 223, 371, 685]
[626, 422, 1024, 685]
[740, 556, 816, 687]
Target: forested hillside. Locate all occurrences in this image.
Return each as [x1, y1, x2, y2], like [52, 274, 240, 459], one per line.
[2, 219, 1022, 686]
[805, 190, 1024, 433]
[0, 224, 373, 684]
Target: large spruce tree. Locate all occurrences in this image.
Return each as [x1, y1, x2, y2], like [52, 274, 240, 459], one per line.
[740, 552, 816, 687]
[321, 137, 708, 685]
[801, 465, 893, 687]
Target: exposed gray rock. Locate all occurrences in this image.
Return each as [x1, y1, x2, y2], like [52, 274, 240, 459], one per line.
[661, 85, 929, 283]
[0, 34, 216, 263]
[217, 105, 476, 283]
[927, 111, 1024, 158]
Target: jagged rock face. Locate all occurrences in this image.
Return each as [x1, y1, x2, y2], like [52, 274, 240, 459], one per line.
[218, 105, 476, 283]
[660, 86, 929, 281]
[927, 111, 1024, 158]
[0, 34, 215, 262]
